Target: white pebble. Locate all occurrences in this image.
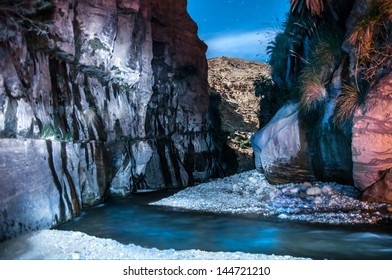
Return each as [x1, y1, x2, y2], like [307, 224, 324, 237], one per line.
[306, 187, 322, 196]
[255, 188, 264, 195]
[314, 197, 323, 204]
[290, 187, 299, 195]
[248, 177, 258, 184]
[321, 185, 333, 196]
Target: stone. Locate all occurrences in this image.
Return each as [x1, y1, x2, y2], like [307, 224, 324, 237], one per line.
[0, 0, 230, 240]
[352, 73, 392, 203]
[321, 185, 334, 196]
[251, 103, 315, 184]
[0, 139, 111, 241]
[208, 57, 272, 133]
[309, 122, 354, 185]
[0, 0, 226, 195]
[290, 187, 300, 195]
[306, 187, 322, 196]
[314, 197, 323, 204]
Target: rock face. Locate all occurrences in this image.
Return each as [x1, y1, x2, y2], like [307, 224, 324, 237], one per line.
[0, 0, 226, 240]
[352, 74, 392, 203]
[252, 0, 392, 202]
[0, 139, 111, 239]
[208, 57, 271, 133]
[208, 57, 275, 172]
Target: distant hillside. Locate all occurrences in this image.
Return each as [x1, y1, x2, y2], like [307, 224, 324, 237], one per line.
[208, 56, 272, 133]
[208, 57, 274, 172]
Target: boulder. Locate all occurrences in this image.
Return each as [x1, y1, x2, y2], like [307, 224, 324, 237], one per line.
[251, 102, 315, 184]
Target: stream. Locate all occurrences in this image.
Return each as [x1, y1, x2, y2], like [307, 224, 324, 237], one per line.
[56, 190, 392, 260]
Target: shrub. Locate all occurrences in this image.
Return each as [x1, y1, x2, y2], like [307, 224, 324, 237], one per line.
[333, 84, 362, 128]
[298, 68, 326, 117]
[297, 23, 342, 118]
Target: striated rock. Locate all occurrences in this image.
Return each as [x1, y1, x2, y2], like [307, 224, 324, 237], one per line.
[0, 0, 228, 240]
[352, 73, 392, 203]
[0, 139, 111, 241]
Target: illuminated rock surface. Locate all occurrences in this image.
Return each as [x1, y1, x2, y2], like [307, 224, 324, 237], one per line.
[0, 0, 229, 241]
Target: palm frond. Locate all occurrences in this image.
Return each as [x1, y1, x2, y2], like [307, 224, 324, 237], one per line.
[291, 0, 326, 16]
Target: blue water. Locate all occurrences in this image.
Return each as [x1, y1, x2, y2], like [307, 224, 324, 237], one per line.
[57, 190, 392, 260]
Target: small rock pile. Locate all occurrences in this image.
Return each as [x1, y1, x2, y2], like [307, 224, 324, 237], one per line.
[152, 170, 392, 225]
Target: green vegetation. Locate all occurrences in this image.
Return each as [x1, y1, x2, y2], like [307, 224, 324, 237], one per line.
[268, 12, 343, 118]
[267, 13, 307, 102]
[298, 24, 343, 117]
[89, 37, 109, 54]
[333, 84, 362, 128]
[228, 132, 252, 149]
[40, 123, 73, 141]
[266, 0, 390, 133]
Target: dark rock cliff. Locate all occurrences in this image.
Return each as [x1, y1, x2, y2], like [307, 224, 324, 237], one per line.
[0, 0, 227, 241]
[252, 0, 392, 203]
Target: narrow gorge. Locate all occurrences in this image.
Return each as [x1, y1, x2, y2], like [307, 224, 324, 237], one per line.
[0, 0, 392, 260]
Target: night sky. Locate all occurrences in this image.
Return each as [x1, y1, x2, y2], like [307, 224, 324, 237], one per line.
[187, 0, 290, 62]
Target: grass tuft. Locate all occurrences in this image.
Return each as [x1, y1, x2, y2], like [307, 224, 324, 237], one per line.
[333, 84, 362, 127]
[298, 69, 326, 116]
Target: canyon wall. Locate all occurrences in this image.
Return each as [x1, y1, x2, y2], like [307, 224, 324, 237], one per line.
[0, 0, 227, 241]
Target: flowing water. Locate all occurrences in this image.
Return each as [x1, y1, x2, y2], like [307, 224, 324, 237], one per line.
[57, 190, 392, 260]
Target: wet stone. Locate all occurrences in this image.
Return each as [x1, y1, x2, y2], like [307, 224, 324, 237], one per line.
[322, 185, 333, 196]
[314, 197, 323, 205]
[306, 187, 322, 196]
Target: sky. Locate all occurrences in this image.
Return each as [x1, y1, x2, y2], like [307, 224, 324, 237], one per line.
[187, 0, 290, 62]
